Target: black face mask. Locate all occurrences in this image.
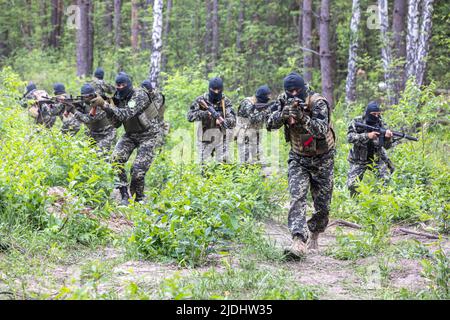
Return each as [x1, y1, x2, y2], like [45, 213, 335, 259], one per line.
[256, 95, 270, 103]
[366, 114, 380, 126]
[116, 84, 133, 100]
[286, 88, 307, 101]
[208, 89, 223, 104]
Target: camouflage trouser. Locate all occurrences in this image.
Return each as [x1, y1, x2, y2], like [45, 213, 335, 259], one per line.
[112, 130, 158, 200]
[89, 127, 117, 153]
[237, 128, 264, 164]
[61, 115, 81, 136]
[287, 149, 335, 242]
[197, 128, 233, 164]
[346, 160, 389, 196]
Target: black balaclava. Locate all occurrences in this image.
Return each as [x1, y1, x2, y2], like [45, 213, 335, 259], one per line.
[53, 83, 66, 95]
[94, 67, 104, 80]
[208, 77, 223, 104]
[80, 83, 96, 97]
[25, 82, 37, 96]
[365, 101, 381, 126]
[255, 85, 271, 103]
[141, 79, 152, 91]
[283, 72, 307, 100]
[115, 73, 133, 100]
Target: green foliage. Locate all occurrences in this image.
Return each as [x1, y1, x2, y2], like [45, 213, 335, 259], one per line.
[129, 159, 283, 267]
[421, 244, 449, 299]
[159, 259, 319, 300]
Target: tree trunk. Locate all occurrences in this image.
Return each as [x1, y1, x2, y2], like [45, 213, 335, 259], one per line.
[140, 0, 153, 50]
[392, 0, 407, 93]
[415, 0, 434, 86]
[161, 0, 173, 72]
[114, 0, 122, 48]
[50, 0, 64, 48]
[76, 0, 90, 77]
[104, 0, 114, 37]
[236, 0, 244, 53]
[378, 0, 394, 104]
[405, 0, 420, 83]
[40, 1, 48, 47]
[297, 0, 302, 46]
[319, 0, 333, 108]
[131, 0, 139, 51]
[149, 0, 163, 88]
[302, 0, 313, 83]
[211, 0, 219, 68]
[345, 0, 361, 105]
[204, 0, 213, 73]
[87, 1, 94, 75]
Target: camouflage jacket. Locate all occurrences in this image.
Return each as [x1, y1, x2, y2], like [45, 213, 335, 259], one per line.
[73, 102, 112, 133]
[267, 90, 335, 156]
[347, 116, 392, 164]
[103, 87, 159, 134]
[237, 96, 272, 130]
[187, 93, 236, 132]
[91, 78, 115, 96]
[25, 89, 56, 128]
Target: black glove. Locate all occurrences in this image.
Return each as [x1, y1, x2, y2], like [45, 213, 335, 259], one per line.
[281, 106, 290, 121]
[289, 106, 303, 121]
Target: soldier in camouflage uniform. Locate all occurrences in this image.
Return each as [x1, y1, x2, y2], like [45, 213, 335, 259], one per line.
[22, 82, 57, 129]
[64, 83, 116, 152]
[49, 83, 81, 136]
[236, 85, 275, 164]
[346, 101, 394, 196]
[96, 73, 160, 205]
[90, 67, 115, 97]
[187, 77, 236, 163]
[267, 72, 336, 258]
[141, 79, 167, 149]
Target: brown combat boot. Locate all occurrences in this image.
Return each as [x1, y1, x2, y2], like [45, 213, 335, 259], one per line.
[284, 236, 307, 260]
[307, 231, 320, 251]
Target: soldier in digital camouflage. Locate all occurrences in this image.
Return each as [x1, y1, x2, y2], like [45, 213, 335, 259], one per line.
[187, 77, 236, 164]
[97, 73, 160, 205]
[22, 82, 57, 129]
[90, 67, 115, 97]
[267, 72, 336, 258]
[236, 85, 275, 164]
[48, 83, 81, 136]
[141, 79, 167, 149]
[346, 101, 394, 196]
[63, 83, 116, 153]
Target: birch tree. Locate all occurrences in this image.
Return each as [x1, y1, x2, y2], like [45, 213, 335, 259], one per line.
[345, 0, 361, 105]
[149, 0, 163, 89]
[415, 0, 434, 86]
[405, 0, 420, 82]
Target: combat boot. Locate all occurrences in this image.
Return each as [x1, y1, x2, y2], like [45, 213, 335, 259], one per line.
[119, 186, 130, 206]
[284, 236, 307, 260]
[307, 231, 320, 251]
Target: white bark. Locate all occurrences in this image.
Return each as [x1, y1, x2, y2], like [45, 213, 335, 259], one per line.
[378, 0, 394, 104]
[149, 0, 163, 89]
[405, 0, 420, 81]
[415, 0, 434, 86]
[345, 0, 361, 104]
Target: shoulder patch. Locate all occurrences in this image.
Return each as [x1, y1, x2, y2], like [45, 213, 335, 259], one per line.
[128, 100, 137, 109]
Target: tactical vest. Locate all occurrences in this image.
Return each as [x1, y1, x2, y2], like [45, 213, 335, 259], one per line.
[123, 89, 158, 134]
[82, 104, 111, 132]
[286, 93, 335, 157]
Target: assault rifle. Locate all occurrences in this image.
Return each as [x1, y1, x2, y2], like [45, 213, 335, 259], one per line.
[287, 97, 308, 126]
[354, 122, 418, 145]
[253, 101, 277, 112]
[198, 99, 230, 130]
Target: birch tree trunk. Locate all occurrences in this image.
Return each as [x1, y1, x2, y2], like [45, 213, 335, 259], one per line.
[302, 0, 313, 83]
[405, 0, 420, 82]
[415, 0, 434, 86]
[211, 0, 219, 68]
[149, 0, 163, 89]
[114, 0, 122, 48]
[131, 0, 139, 51]
[345, 0, 361, 105]
[378, 0, 394, 104]
[319, 0, 333, 108]
[76, 0, 90, 77]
